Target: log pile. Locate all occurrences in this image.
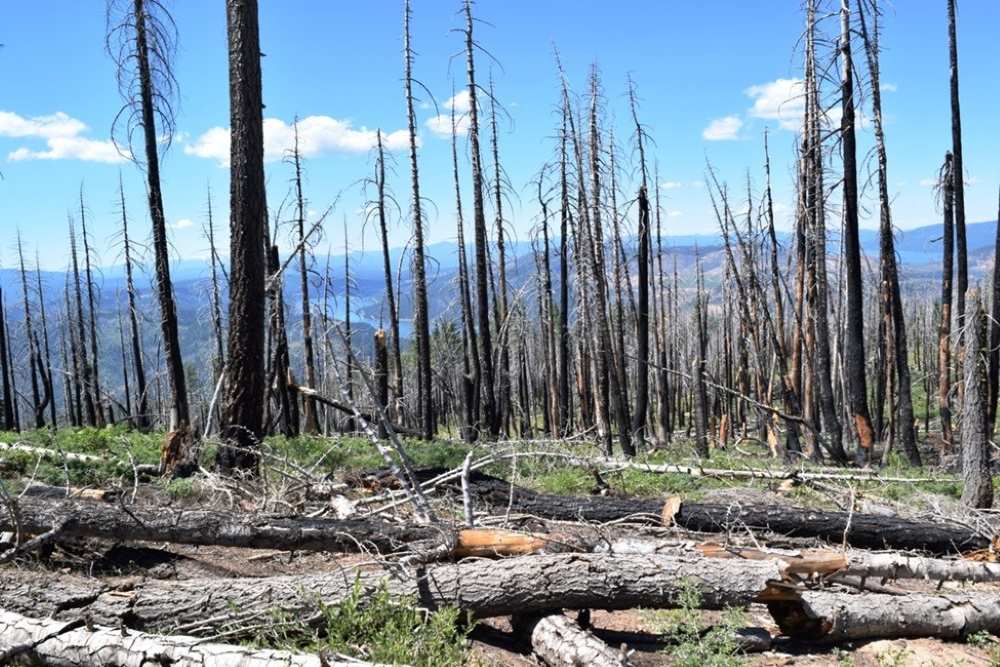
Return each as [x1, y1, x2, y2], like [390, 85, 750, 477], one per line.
[3, 465, 1000, 666]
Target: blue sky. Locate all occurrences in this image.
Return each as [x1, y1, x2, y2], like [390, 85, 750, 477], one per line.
[2, 1, 999, 270]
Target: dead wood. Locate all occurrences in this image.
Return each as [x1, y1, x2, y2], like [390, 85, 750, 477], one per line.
[770, 589, 1000, 642]
[0, 608, 383, 666]
[517, 613, 631, 666]
[410, 467, 991, 555]
[0, 554, 787, 635]
[0, 495, 553, 558]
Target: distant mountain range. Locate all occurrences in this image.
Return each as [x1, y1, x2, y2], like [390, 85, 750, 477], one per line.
[0, 219, 994, 399]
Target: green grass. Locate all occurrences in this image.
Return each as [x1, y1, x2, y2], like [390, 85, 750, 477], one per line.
[252, 580, 469, 667]
[0, 424, 970, 512]
[640, 579, 747, 667]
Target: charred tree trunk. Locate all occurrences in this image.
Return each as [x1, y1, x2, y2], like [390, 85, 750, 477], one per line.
[68, 220, 97, 427]
[374, 130, 404, 423]
[961, 288, 992, 508]
[948, 0, 968, 394]
[858, 0, 920, 465]
[205, 185, 225, 433]
[219, 0, 267, 472]
[988, 186, 1000, 434]
[840, 0, 876, 454]
[119, 177, 150, 431]
[374, 329, 389, 440]
[452, 101, 480, 442]
[17, 234, 45, 429]
[0, 289, 13, 431]
[939, 152, 955, 447]
[403, 0, 434, 440]
[78, 189, 106, 427]
[557, 107, 571, 436]
[464, 1, 498, 438]
[129, 0, 190, 432]
[488, 77, 513, 436]
[33, 254, 58, 429]
[291, 122, 320, 435]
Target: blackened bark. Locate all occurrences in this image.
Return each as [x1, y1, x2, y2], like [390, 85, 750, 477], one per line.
[857, 0, 921, 465]
[0, 289, 12, 431]
[961, 289, 992, 508]
[557, 107, 571, 435]
[78, 189, 105, 427]
[465, 0, 498, 438]
[632, 185, 651, 447]
[488, 78, 512, 435]
[17, 235, 45, 429]
[403, 0, 434, 440]
[68, 221, 97, 427]
[132, 0, 190, 431]
[34, 255, 57, 429]
[948, 0, 968, 372]
[119, 178, 150, 431]
[374, 131, 404, 422]
[990, 186, 1000, 434]
[939, 153, 955, 447]
[291, 122, 319, 435]
[219, 0, 267, 471]
[840, 0, 876, 452]
[452, 102, 480, 442]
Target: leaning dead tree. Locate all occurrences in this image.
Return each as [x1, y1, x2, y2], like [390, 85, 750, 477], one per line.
[107, 0, 191, 438]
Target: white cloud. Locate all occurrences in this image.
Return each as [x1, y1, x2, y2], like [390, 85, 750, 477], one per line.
[668, 210, 683, 217]
[1, 110, 123, 163]
[169, 218, 194, 230]
[882, 83, 898, 93]
[445, 90, 471, 113]
[702, 115, 743, 141]
[919, 178, 937, 188]
[660, 180, 684, 190]
[425, 90, 473, 138]
[426, 113, 470, 138]
[185, 115, 409, 166]
[745, 78, 804, 131]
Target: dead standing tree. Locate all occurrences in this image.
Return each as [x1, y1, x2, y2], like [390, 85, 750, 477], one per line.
[403, 0, 434, 440]
[463, 0, 499, 439]
[372, 130, 404, 423]
[107, 0, 191, 441]
[857, 0, 921, 466]
[961, 288, 992, 508]
[218, 0, 268, 472]
[117, 175, 150, 430]
[938, 152, 955, 447]
[839, 0, 876, 454]
[948, 0, 969, 414]
[288, 120, 321, 435]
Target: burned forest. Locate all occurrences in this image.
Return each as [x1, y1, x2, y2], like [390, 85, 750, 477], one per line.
[3, 0, 1000, 665]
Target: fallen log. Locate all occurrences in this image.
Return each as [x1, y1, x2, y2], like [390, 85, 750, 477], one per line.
[769, 590, 1000, 642]
[520, 613, 631, 666]
[539, 453, 946, 485]
[0, 554, 787, 636]
[0, 609, 385, 666]
[601, 538, 1000, 583]
[0, 495, 444, 555]
[423, 468, 990, 555]
[1, 495, 556, 559]
[0, 442, 160, 476]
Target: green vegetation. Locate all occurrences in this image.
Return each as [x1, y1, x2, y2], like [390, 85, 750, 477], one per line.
[640, 578, 746, 667]
[0, 426, 965, 511]
[252, 580, 469, 667]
